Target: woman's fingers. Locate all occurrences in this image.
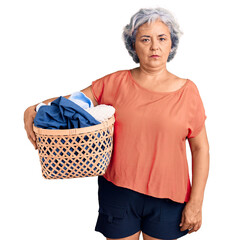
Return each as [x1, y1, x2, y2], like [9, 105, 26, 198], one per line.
[28, 134, 37, 150]
[188, 223, 201, 234]
[180, 222, 190, 232]
[24, 106, 38, 150]
[26, 124, 37, 149]
[179, 212, 184, 227]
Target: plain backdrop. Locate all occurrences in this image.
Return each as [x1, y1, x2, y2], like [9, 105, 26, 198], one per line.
[0, 0, 232, 239]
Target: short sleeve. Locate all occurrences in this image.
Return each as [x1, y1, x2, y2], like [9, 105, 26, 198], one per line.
[187, 85, 207, 138]
[91, 71, 121, 105]
[91, 76, 105, 105]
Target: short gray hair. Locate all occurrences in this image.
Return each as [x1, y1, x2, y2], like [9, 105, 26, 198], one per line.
[122, 7, 184, 63]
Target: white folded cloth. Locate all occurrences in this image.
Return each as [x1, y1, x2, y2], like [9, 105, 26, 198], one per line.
[85, 104, 115, 122]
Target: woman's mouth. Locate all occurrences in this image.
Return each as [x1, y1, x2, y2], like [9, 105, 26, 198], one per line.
[150, 55, 160, 58]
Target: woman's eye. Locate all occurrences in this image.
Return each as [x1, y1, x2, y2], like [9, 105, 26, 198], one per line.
[142, 38, 166, 42]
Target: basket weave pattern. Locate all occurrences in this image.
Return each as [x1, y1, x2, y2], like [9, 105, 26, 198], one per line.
[33, 115, 115, 179]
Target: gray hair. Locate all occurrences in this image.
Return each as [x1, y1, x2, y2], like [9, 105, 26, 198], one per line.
[122, 7, 184, 63]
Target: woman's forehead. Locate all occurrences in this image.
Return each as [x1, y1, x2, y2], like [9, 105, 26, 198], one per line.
[137, 21, 170, 36]
[138, 21, 169, 32]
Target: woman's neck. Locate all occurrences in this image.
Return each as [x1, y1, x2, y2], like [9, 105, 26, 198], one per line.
[133, 66, 172, 83]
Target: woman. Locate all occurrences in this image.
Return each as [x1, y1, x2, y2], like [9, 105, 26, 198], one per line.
[24, 7, 209, 240]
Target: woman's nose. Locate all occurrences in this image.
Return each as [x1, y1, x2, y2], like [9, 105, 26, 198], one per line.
[150, 39, 159, 51]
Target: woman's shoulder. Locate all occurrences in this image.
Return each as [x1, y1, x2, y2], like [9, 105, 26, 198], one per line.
[182, 78, 203, 99]
[171, 73, 197, 89]
[170, 74, 202, 97]
[93, 69, 129, 86]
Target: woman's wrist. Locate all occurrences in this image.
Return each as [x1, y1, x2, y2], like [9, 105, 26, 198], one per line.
[30, 103, 39, 112]
[26, 104, 37, 112]
[189, 194, 204, 206]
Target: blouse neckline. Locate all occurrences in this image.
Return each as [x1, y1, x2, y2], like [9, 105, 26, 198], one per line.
[128, 69, 190, 95]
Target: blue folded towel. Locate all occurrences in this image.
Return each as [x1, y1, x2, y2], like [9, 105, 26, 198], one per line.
[68, 91, 94, 109]
[34, 96, 101, 129]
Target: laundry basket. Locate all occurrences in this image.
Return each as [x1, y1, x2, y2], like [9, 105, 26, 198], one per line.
[33, 115, 115, 180]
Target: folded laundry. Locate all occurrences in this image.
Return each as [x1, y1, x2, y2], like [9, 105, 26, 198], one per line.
[85, 104, 115, 122]
[36, 91, 94, 112]
[34, 96, 101, 129]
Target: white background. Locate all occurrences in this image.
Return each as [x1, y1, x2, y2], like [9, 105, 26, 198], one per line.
[0, 0, 232, 239]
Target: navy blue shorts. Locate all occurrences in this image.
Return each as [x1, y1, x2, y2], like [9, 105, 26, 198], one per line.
[95, 176, 189, 239]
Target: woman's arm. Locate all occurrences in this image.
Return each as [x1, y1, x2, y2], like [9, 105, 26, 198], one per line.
[180, 125, 210, 233]
[188, 124, 210, 204]
[32, 94, 71, 110]
[24, 85, 98, 149]
[24, 94, 71, 149]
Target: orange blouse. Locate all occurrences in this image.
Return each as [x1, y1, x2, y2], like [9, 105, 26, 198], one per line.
[91, 69, 207, 203]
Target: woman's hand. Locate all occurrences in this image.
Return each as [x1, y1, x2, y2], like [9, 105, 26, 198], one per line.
[24, 105, 37, 149]
[179, 200, 202, 234]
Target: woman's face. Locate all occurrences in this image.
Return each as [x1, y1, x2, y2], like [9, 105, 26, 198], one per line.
[134, 19, 172, 68]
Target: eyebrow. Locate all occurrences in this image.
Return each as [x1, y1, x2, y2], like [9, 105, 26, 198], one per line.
[140, 34, 167, 38]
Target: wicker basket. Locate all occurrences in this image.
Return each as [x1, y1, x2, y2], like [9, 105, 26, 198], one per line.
[33, 115, 115, 180]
